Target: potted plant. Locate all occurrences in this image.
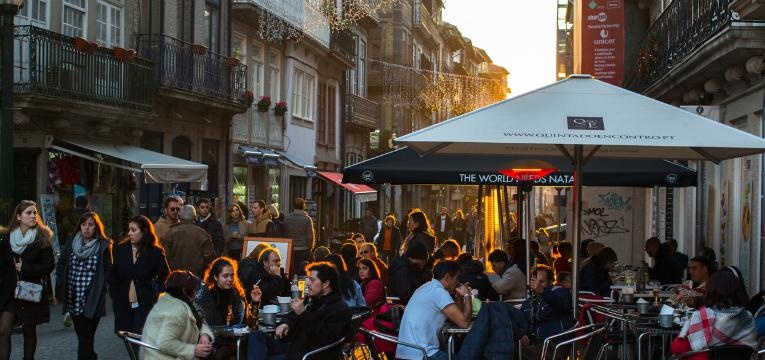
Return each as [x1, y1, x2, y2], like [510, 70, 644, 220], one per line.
[245, 90, 255, 106]
[84, 41, 99, 54]
[228, 57, 241, 66]
[256, 96, 271, 112]
[274, 102, 288, 116]
[192, 44, 208, 55]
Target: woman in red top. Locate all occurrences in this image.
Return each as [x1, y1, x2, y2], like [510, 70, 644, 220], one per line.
[358, 258, 384, 308]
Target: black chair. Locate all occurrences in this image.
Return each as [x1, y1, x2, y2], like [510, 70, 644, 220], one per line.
[359, 328, 428, 359]
[117, 331, 180, 360]
[346, 306, 373, 359]
[540, 322, 609, 360]
[302, 337, 347, 360]
[671, 345, 755, 360]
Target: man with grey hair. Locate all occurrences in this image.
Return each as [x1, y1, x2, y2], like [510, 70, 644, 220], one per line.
[162, 204, 214, 276]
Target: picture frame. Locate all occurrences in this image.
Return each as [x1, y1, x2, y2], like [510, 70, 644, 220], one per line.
[243, 237, 294, 276]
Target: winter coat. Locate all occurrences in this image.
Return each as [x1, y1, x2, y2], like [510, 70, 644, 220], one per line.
[153, 217, 178, 241]
[196, 215, 225, 257]
[222, 219, 249, 254]
[650, 255, 684, 285]
[283, 210, 315, 251]
[360, 215, 379, 244]
[140, 293, 215, 360]
[492, 263, 527, 301]
[237, 258, 288, 305]
[457, 301, 527, 359]
[387, 256, 425, 305]
[55, 235, 113, 319]
[371, 257, 390, 286]
[459, 260, 498, 301]
[283, 291, 352, 360]
[362, 279, 385, 309]
[5, 233, 55, 325]
[580, 262, 612, 297]
[250, 214, 273, 236]
[194, 285, 245, 326]
[401, 231, 437, 256]
[109, 242, 171, 332]
[0, 236, 16, 313]
[161, 221, 214, 277]
[521, 286, 575, 340]
[374, 225, 401, 254]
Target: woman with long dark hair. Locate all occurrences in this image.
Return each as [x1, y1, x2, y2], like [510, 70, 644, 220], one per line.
[400, 209, 436, 255]
[0, 200, 55, 360]
[109, 215, 170, 334]
[325, 254, 366, 307]
[195, 257, 245, 359]
[580, 247, 617, 297]
[222, 204, 250, 260]
[141, 270, 215, 360]
[671, 270, 757, 359]
[357, 258, 384, 308]
[55, 211, 113, 359]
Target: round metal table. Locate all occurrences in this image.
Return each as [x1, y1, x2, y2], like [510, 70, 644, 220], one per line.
[634, 322, 681, 360]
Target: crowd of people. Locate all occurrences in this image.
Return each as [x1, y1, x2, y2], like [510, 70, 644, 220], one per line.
[0, 198, 764, 360]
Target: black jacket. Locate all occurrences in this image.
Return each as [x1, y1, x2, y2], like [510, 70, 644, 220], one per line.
[55, 235, 113, 319]
[0, 236, 16, 313]
[458, 259, 498, 301]
[387, 256, 425, 305]
[196, 216, 225, 257]
[401, 231, 437, 255]
[458, 301, 527, 359]
[374, 225, 402, 254]
[109, 242, 170, 332]
[650, 255, 684, 285]
[194, 285, 245, 326]
[285, 291, 351, 360]
[238, 258, 288, 305]
[5, 234, 55, 325]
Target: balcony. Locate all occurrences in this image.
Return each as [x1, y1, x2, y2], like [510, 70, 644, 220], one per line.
[12, 26, 155, 114]
[135, 34, 247, 111]
[233, 109, 284, 149]
[412, 3, 440, 47]
[345, 93, 379, 130]
[232, 0, 330, 48]
[330, 30, 356, 67]
[729, 0, 765, 20]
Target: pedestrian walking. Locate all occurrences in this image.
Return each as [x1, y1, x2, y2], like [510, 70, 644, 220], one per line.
[109, 215, 170, 334]
[222, 204, 250, 260]
[154, 196, 183, 241]
[433, 207, 452, 246]
[0, 200, 55, 360]
[375, 215, 401, 264]
[452, 209, 467, 249]
[283, 198, 315, 276]
[196, 198, 225, 257]
[55, 211, 113, 360]
[400, 209, 436, 256]
[162, 205, 214, 277]
[360, 208, 379, 246]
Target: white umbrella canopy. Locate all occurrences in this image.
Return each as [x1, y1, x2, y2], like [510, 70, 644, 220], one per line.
[397, 75, 765, 163]
[396, 75, 765, 331]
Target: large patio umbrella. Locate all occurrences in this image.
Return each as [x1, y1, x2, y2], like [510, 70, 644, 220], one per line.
[394, 75, 765, 323]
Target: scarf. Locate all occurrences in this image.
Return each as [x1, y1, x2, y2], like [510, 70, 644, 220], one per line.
[678, 306, 757, 351]
[10, 227, 37, 255]
[72, 232, 100, 259]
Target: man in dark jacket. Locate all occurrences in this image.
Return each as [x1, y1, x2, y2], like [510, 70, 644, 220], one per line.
[360, 208, 379, 246]
[387, 241, 429, 305]
[457, 253, 498, 301]
[195, 198, 225, 256]
[433, 206, 452, 245]
[283, 198, 315, 276]
[520, 265, 574, 352]
[161, 205, 214, 277]
[644, 238, 684, 284]
[247, 261, 351, 360]
[239, 248, 289, 304]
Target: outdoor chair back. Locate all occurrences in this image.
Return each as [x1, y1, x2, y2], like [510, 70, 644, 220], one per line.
[540, 322, 608, 360]
[117, 331, 181, 360]
[359, 327, 428, 359]
[302, 337, 347, 360]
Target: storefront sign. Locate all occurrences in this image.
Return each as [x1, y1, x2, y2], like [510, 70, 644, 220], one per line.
[578, 0, 625, 85]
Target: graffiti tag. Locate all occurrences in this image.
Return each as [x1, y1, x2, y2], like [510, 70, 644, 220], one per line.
[598, 192, 632, 211]
[581, 217, 630, 238]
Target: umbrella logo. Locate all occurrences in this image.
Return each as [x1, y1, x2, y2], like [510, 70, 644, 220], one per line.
[362, 170, 374, 182]
[666, 173, 678, 184]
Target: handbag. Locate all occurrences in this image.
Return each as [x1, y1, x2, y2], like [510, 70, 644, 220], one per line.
[15, 280, 43, 303]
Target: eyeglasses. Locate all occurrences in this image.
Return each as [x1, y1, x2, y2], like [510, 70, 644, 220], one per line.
[169, 207, 181, 212]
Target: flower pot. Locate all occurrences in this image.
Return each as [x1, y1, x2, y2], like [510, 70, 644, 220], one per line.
[257, 104, 270, 112]
[192, 44, 208, 55]
[114, 47, 127, 60]
[274, 109, 287, 116]
[228, 57, 240, 66]
[73, 37, 88, 52]
[84, 41, 99, 54]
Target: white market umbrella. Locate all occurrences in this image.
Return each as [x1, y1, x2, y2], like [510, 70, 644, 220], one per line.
[396, 75, 765, 321]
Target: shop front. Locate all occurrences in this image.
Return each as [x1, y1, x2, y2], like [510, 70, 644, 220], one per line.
[232, 145, 283, 218]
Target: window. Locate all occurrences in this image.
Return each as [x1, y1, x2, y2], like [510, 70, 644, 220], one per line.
[268, 51, 281, 100]
[96, 1, 123, 47]
[63, 0, 86, 38]
[316, 82, 337, 146]
[203, 1, 220, 53]
[357, 39, 367, 97]
[291, 68, 315, 120]
[16, 0, 48, 28]
[176, 0, 193, 42]
[250, 43, 265, 97]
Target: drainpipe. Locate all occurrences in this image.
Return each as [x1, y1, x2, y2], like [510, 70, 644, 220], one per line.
[759, 53, 765, 289]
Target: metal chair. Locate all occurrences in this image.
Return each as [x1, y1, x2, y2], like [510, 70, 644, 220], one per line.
[359, 327, 429, 359]
[540, 322, 609, 360]
[670, 345, 755, 360]
[117, 331, 184, 360]
[302, 337, 347, 360]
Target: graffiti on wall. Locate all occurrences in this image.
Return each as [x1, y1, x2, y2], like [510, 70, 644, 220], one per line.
[581, 192, 632, 239]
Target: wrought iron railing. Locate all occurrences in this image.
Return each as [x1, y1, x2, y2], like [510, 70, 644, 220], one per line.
[331, 30, 356, 63]
[412, 2, 437, 40]
[12, 26, 155, 112]
[625, 0, 733, 93]
[134, 34, 247, 106]
[345, 93, 379, 129]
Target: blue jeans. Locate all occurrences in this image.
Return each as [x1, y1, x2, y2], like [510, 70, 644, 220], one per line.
[428, 350, 448, 360]
[247, 330, 288, 360]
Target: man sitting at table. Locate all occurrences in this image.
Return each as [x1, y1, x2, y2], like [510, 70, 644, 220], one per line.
[397, 260, 472, 360]
[520, 265, 575, 349]
[643, 237, 684, 285]
[247, 262, 351, 360]
[673, 256, 712, 307]
[489, 246, 527, 301]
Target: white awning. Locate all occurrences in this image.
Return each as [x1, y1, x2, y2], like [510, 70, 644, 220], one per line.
[52, 138, 208, 183]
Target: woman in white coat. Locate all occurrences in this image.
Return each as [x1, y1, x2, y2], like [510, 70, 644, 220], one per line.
[141, 271, 215, 360]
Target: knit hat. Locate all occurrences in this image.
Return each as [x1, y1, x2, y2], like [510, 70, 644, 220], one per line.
[406, 241, 429, 261]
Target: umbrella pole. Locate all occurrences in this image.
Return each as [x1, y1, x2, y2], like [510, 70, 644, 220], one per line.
[571, 145, 584, 360]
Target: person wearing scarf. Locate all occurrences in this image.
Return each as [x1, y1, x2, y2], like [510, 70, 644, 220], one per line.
[0, 200, 55, 360]
[55, 211, 113, 360]
[671, 270, 757, 359]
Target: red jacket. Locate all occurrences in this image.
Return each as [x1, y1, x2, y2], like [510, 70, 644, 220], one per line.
[362, 279, 385, 308]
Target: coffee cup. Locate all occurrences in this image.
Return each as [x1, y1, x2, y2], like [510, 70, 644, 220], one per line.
[659, 314, 674, 328]
[262, 305, 278, 326]
[277, 296, 291, 313]
[636, 302, 649, 314]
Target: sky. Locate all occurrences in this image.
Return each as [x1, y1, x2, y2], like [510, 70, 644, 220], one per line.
[442, 0, 558, 97]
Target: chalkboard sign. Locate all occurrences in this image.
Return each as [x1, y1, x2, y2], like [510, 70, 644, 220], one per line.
[39, 194, 60, 253]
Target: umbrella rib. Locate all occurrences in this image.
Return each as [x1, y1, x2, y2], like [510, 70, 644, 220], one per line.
[690, 147, 721, 164]
[419, 142, 453, 157]
[556, 144, 575, 163]
[583, 145, 601, 165]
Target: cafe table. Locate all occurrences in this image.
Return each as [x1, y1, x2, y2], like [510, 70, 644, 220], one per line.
[440, 323, 472, 360]
[634, 322, 681, 360]
[588, 303, 660, 360]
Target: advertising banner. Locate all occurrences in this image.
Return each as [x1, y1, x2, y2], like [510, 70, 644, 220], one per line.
[579, 0, 625, 85]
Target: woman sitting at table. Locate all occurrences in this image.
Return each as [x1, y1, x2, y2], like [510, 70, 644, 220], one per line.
[325, 254, 366, 307]
[580, 247, 617, 297]
[670, 270, 757, 359]
[195, 257, 248, 360]
[357, 258, 384, 309]
[673, 256, 712, 307]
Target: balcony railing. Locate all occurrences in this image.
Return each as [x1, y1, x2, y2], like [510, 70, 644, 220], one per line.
[233, 109, 284, 149]
[330, 30, 356, 63]
[12, 26, 155, 112]
[345, 93, 379, 130]
[413, 2, 438, 41]
[135, 34, 247, 106]
[232, 0, 330, 48]
[626, 0, 733, 93]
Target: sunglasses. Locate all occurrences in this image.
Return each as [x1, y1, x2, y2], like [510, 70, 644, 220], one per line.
[168, 207, 181, 212]
[360, 250, 371, 254]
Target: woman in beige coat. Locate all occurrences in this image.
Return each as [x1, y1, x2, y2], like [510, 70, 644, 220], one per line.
[141, 271, 215, 360]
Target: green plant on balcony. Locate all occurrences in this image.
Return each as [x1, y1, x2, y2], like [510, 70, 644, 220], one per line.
[274, 102, 288, 116]
[257, 96, 272, 112]
[245, 91, 255, 106]
[636, 35, 658, 81]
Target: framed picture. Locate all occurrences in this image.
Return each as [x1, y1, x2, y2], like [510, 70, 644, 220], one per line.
[243, 237, 293, 276]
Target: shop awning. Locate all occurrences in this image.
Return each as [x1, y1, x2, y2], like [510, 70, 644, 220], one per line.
[52, 138, 208, 183]
[238, 145, 279, 167]
[276, 150, 318, 177]
[318, 171, 377, 202]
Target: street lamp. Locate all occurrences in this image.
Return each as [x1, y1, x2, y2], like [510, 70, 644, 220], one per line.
[0, 0, 22, 219]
